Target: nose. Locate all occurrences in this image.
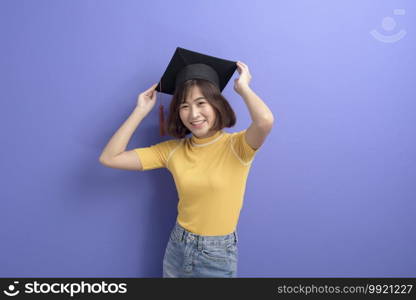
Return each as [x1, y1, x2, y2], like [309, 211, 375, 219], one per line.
[190, 106, 200, 119]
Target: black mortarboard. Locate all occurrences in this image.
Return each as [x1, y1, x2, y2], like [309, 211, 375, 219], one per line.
[156, 47, 237, 95]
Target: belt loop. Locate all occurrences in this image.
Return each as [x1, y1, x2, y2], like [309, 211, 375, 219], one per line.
[233, 232, 238, 244]
[181, 230, 185, 241]
[197, 236, 202, 250]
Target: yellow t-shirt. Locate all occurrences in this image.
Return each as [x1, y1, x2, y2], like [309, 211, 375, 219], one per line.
[134, 129, 259, 236]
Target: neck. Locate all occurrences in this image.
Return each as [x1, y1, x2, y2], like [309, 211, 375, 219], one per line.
[193, 130, 217, 139]
[190, 130, 224, 145]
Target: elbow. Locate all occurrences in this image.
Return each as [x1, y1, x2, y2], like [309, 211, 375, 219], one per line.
[99, 155, 109, 166]
[257, 114, 275, 131]
[99, 157, 106, 166]
[267, 114, 275, 127]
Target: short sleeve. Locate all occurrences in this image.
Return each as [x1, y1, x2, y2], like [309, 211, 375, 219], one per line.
[133, 139, 181, 171]
[231, 130, 259, 164]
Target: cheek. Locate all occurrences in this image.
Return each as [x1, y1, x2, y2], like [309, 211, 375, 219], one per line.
[179, 110, 188, 122]
[206, 107, 216, 120]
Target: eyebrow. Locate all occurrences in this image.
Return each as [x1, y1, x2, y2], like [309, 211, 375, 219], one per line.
[181, 96, 206, 104]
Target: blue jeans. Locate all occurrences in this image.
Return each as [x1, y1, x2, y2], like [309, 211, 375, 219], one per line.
[163, 221, 238, 278]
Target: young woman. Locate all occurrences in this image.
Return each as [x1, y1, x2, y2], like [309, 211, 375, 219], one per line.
[99, 61, 274, 277]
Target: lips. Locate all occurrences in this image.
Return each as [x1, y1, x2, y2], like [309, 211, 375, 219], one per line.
[190, 120, 206, 128]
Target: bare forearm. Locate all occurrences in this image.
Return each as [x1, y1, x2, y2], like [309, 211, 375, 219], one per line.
[99, 106, 147, 160]
[238, 86, 274, 126]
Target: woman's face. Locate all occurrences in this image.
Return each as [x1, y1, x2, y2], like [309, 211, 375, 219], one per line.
[179, 85, 217, 138]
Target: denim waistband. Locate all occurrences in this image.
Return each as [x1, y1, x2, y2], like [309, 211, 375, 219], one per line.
[172, 221, 238, 246]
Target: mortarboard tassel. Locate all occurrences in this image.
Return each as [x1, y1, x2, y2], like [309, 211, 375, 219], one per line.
[159, 101, 166, 137]
[158, 81, 167, 136]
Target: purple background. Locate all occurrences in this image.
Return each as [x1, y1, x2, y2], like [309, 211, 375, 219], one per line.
[1, 0, 415, 277]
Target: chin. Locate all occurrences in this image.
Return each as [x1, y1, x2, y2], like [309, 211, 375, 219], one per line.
[188, 127, 210, 137]
[191, 129, 208, 136]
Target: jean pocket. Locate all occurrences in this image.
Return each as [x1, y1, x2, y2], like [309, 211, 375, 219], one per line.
[201, 246, 229, 262]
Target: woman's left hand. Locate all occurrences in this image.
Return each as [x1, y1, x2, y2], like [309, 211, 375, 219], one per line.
[234, 61, 252, 95]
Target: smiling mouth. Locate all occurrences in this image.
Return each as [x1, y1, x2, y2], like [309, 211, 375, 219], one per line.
[190, 120, 206, 128]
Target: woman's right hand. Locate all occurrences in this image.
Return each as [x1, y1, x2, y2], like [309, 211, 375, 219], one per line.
[136, 83, 158, 115]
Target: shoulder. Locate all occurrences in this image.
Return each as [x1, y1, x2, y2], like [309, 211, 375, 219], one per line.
[227, 129, 259, 164]
[155, 136, 184, 146]
[216, 129, 245, 145]
[225, 129, 247, 141]
[134, 137, 184, 154]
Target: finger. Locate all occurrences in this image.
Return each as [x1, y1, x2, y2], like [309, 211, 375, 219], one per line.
[146, 90, 156, 97]
[146, 83, 158, 93]
[237, 65, 247, 73]
[239, 61, 249, 69]
[237, 65, 247, 75]
[152, 86, 158, 96]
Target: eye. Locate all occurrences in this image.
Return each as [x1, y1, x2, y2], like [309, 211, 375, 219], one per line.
[197, 101, 205, 105]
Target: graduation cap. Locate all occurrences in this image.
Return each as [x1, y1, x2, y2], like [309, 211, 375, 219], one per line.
[156, 47, 237, 136]
[156, 47, 237, 94]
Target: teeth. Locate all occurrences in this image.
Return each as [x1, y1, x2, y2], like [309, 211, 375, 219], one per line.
[192, 121, 204, 125]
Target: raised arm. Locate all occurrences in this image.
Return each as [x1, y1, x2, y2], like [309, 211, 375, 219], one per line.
[234, 61, 274, 150]
[99, 83, 158, 170]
